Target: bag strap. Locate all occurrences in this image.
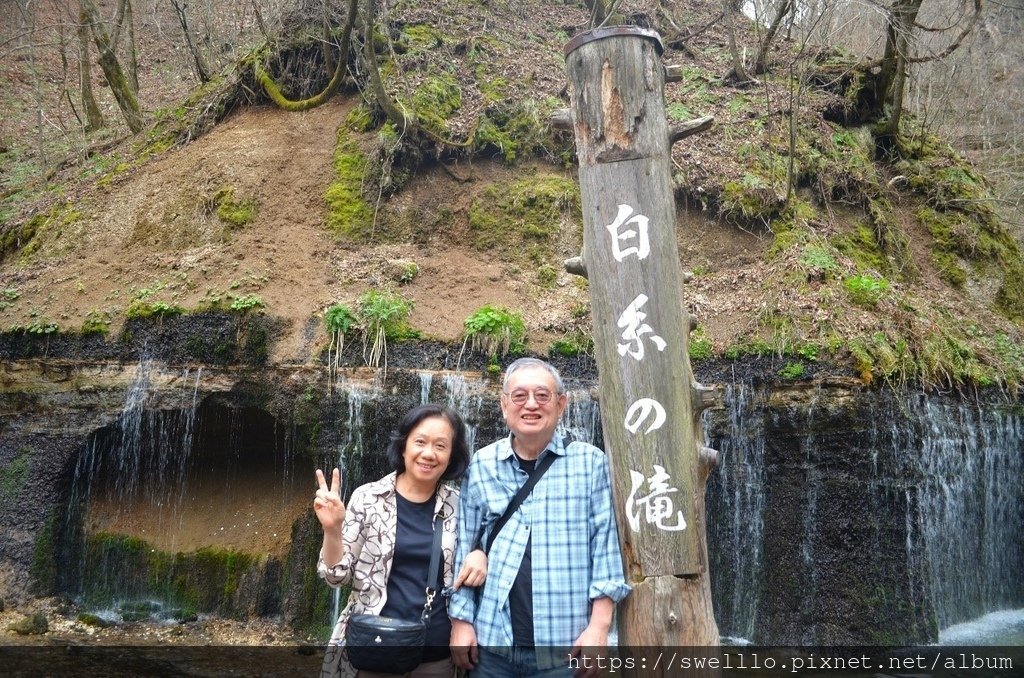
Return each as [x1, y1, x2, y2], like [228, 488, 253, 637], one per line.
[420, 500, 446, 624]
[478, 435, 568, 555]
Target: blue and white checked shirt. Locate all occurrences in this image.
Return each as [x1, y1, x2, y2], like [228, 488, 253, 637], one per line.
[450, 434, 630, 657]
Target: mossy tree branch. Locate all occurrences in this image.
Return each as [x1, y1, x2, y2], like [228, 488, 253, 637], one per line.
[256, 0, 358, 112]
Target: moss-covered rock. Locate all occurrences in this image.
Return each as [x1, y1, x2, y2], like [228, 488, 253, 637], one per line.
[82, 532, 275, 620]
[8, 612, 48, 635]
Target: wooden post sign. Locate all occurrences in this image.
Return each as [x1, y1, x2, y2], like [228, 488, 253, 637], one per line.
[563, 26, 720, 650]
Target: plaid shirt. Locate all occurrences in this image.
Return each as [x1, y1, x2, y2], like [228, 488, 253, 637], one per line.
[450, 434, 630, 657]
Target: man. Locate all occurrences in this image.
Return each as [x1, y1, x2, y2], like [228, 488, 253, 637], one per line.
[450, 357, 630, 677]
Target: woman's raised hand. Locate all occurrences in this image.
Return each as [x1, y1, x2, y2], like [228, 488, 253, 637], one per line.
[313, 468, 346, 530]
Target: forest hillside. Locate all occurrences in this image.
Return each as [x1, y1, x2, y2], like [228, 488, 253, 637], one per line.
[1, 0, 1022, 390]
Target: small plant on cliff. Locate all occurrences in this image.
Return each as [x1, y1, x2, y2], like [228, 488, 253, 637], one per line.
[843, 274, 889, 307]
[324, 303, 357, 391]
[688, 327, 714, 360]
[80, 310, 110, 335]
[125, 299, 184, 321]
[549, 330, 592, 358]
[779, 362, 806, 380]
[229, 294, 264, 313]
[357, 290, 416, 370]
[462, 305, 526, 361]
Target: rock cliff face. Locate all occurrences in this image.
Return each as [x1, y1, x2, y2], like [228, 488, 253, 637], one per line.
[1, 334, 1021, 643]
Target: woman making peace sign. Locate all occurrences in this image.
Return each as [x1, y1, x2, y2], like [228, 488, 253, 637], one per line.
[314, 404, 486, 678]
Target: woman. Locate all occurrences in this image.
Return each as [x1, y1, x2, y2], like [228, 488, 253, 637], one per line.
[314, 404, 486, 678]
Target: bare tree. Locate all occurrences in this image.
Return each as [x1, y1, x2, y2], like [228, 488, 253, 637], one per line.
[79, 0, 143, 133]
[170, 0, 212, 82]
[76, 6, 104, 132]
[753, 0, 796, 74]
[873, 0, 983, 142]
[724, 0, 755, 83]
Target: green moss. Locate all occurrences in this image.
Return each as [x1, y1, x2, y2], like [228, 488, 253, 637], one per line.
[867, 197, 915, 278]
[1, 447, 32, 503]
[346, 104, 376, 132]
[688, 327, 714, 360]
[398, 23, 446, 53]
[996, 258, 1024, 321]
[29, 510, 59, 594]
[213, 187, 258, 228]
[931, 251, 968, 287]
[468, 174, 580, 258]
[548, 331, 592, 358]
[409, 72, 462, 135]
[536, 264, 557, 288]
[833, 222, 886, 272]
[83, 532, 262, 616]
[720, 175, 776, 224]
[8, 612, 48, 635]
[241, 321, 269, 365]
[478, 76, 509, 104]
[325, 127, 372, 239]
[1, 202, 80, 262]
[125, 299, 185, 320]
[473, 99, 565, 164]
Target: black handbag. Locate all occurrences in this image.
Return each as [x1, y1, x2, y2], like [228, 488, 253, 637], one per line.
[345, 502, 445, 675]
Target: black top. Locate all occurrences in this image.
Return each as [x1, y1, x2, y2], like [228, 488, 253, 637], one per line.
[380, 491, 451, 660]
[509, 454, 537, 647]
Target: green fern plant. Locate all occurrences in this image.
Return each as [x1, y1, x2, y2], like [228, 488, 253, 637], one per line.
[324, 303, 357, 390]
[462, 305, 526, 360]
[357, 290, 415, 370]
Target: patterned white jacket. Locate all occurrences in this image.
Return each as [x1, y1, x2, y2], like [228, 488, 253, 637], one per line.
[318, 471, 460, 678]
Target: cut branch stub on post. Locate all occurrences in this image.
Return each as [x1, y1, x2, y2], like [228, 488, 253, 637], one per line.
[564, 25, 720, 654]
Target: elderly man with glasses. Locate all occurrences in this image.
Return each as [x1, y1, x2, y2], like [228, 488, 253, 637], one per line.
[450, 357, 630, 678]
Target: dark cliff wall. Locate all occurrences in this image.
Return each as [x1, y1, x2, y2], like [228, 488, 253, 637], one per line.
[1, 353, 1021, 644]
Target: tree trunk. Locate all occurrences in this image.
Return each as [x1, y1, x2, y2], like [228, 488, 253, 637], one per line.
[77, 12, 105, 132]
[564, 27, 720, 671]
[124, 0, 140, 95]
[80, 0, 144, 133]
[723, 0, 753, 83]
[362, 0, 415, 134]
[753, 0, 794, 74]
[879, 0, 924, 139]
[171, 0, 212, 83]
[584, 0, 609, 27]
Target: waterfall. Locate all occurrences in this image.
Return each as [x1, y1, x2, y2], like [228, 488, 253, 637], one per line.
[704, 383, 766, 642]
[560, 388, 602, 445]
[442, 373, 485, 451]
[419, 371, 433, 404]
[330, 376, 380, 624]
[64, 359, 203, 613]
[704, 383, 1024, 643]
[911, 393, 1024, 630]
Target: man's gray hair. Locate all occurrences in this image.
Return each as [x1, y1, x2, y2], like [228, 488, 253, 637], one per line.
[503, 357, 565, 394]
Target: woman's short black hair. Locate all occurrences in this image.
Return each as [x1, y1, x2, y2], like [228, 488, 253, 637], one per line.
[386, 404, 470, 481]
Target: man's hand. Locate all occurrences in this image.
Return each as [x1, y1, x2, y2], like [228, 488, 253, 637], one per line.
[570, 598, 613, 678]
[452, 549, 487, 590]
[569, 623, 608, 678]
[450, 619, 479, 671]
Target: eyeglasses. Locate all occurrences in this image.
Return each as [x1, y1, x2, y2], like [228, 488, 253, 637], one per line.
[503, 388, 558, 406]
